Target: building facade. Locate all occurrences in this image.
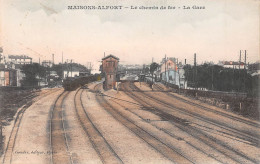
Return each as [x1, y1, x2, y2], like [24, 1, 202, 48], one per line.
[160, 57, 187, 88]
[102, 54, 119, 89]
[8, 55, 32, 65]
[0, 64, 17, 86]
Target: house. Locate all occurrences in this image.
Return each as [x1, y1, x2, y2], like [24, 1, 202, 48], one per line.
[42, 60, 53, 67]
[159, 57, 187, 88]
[218, 61, 245, 69]
[8, 55, 32, 65]
[102, 54, 119, 89]
[160, 58, 178, 84]
[0, 64, 17, 86]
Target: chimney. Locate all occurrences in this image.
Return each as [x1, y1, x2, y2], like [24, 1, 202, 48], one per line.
[52, 54, 54, 65]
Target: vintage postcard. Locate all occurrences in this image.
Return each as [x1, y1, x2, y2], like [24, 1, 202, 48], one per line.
[0, 0, 259, 163]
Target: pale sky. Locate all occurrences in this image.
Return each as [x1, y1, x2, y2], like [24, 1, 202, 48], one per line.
[0, 0, 259, 72]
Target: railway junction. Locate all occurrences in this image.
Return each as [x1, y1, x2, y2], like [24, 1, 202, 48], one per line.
[0, 75, 260, 164]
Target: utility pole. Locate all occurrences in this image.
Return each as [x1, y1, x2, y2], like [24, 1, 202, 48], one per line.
[211, 65, 214, 90]
[177, 59, 181, 94]
[194, 53, 197, 89]
[239, 50, 241, 91]
[70, 59, 73, 77]
[165, 54, 167, 85]
[244, 50, 247, 92]
[184, 59, 187, 89]
[244, 50, 247, 70]
[167, 57, 170, 86]
[175, 58, 178, 86]
[232, 64, 234, 92]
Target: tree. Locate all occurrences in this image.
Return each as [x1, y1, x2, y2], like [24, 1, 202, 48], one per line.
[150, 62, 159, 83]
[52, 64, 63, 79]
[21, 63, 47, 87]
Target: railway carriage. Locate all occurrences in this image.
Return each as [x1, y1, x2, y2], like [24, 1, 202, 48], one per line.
[62, 74, 101, 91]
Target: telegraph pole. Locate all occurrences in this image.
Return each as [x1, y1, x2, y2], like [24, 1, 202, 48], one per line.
[243, 50, 247, 92]
[232, 64, 234, 91]
[165, 54, 167, 85]
[177, 59, 181, 94]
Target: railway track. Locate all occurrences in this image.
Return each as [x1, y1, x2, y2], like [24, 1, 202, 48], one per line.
[132, 83, 260, 147]
[2, 89, 61, 164]
[154, 83, 260, 128]
[106, 93, 228, 164]
[50, 91, 73, 164]
[94, 83, 195, 164]
[121, 81, 259, 164]
[74, 87, 123, 164]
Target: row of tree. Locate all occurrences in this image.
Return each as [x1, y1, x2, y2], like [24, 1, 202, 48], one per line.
[183, 63, 258, 96]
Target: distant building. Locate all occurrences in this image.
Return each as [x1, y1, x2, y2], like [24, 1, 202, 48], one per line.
[102, 54, 119, 89]
[218, 61, 245, 69]
[14, 64, 25, 87]
[42, 60, 53, 67]
[8, 55, 32, 65]
[118, 64, 143, 75]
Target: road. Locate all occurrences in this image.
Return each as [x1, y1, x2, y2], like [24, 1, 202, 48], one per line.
[1, 80, 260, 164]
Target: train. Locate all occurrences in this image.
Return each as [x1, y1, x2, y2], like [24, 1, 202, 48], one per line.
[62, 74, 101, 91]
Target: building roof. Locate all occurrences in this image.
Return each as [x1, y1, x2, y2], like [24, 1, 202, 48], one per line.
[102, 54, 119, 60]
[8, 55, 32, 60]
